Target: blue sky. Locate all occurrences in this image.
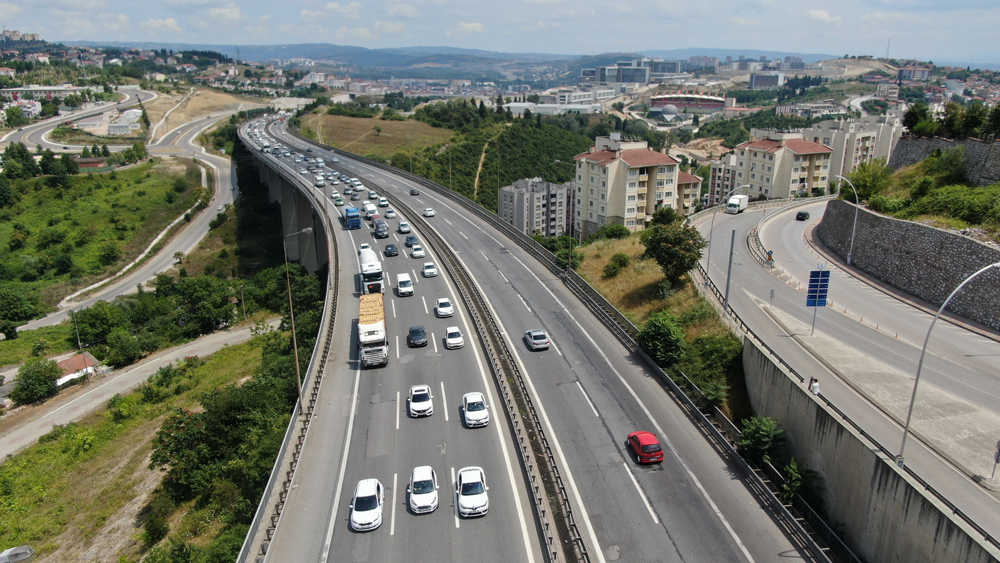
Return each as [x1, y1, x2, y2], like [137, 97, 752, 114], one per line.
[3, 0, 997, 63]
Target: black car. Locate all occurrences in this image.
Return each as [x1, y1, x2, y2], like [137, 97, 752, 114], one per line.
[384, 244, 399, 257]
[307, 148, 313, 152]
[796, 211, 811, 221]
[405, 235, 419, 247]
[409, 325, 428, 347]
[410, 188, 420, 196]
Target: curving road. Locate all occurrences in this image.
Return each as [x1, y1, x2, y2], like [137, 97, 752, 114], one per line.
[255, 121, 818, 563]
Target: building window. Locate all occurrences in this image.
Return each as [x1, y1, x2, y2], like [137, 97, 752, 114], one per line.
[627, 195, 636, 202]
[626, 220, 634, 226]
[656, 191, 664, 199]
[600, 205, 605, 212]
[601, 181, 606, 187]
[590, 176, 595, 183]
[793, 167, 799, 173]
[666, 179, 673, 185]
[628, 182, 637, 189]
[665, 191, 672, 197]
[578, 175, 582, 180]
[589, 201, 594, 207]
[792, 179, 798, 184]
[626, 207, 635, 214]
[629, 169, 638, 176]
[657, 166, 666, 174]
[590, 188, 594, 195]
[589, 212, 594, 219]
[656, 179, 665, 187]
[601, 193, 606, 200]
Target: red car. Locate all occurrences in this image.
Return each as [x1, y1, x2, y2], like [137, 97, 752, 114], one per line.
[627, 431, 664, 464]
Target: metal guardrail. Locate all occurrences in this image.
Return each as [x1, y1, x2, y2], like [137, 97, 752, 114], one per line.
[236, 123, 341, 563]
[285, 129, 838, 562]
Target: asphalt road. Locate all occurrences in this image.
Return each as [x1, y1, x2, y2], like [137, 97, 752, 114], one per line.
[259, 121, 815, 563]
[694, 201, 1000, 543]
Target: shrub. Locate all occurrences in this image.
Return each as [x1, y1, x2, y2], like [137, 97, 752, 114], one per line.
[867, 195, 909, 214]
[738, 416, 785, 465]
[603, 263, 622, 278]
[637, 311, 685, 368]
[610, 253, 630, 268]
[11, 356, 61, 405]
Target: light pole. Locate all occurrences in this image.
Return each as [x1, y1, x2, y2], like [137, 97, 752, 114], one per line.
[835, 175, 861, 266]
[896, 261, 1000, 469]
[283, 227, 314, 413]
[704, 184, 750, 286]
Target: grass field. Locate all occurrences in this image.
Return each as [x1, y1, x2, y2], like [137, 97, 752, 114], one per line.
[0, 324, 75, 369]
[48, 125, 146, 146]
[301, 112, 453, 157]
[0, 340, 266, 562]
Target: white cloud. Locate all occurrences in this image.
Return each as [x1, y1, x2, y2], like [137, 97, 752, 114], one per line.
[301, 9, 325, 20]
[521, 20, 561, 31]
[374, 21, 406, 34]
[448, 21, 484, 36]
[0, 2, 21, 19]
[325, 2, 361, 18]
[336, 26, 375, 41]
[141, 17, 183, 33]
[385, 3, 419, 18]
[807, 9, 841, 22]
[98, 13, 129, 32]
[208, 3, 242, 25]
[729, 16, 762, 26]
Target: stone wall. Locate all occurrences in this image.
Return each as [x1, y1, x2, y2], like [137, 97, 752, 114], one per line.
[889, 136, 1000, 187]
[743, 340, 1000, 563]
[816, 199, 1000, 330]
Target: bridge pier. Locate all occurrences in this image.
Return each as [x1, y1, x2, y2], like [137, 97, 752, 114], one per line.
[252, 153, 327, 274]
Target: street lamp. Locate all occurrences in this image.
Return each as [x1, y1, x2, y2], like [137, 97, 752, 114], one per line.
[835, 175, 861, 266]
[704, 184, 750, 286]
[283, 227, 314, 413]
[896, 261, 1000, 469]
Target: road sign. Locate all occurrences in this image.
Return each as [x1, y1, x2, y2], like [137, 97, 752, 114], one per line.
[806, 269, 830, 307]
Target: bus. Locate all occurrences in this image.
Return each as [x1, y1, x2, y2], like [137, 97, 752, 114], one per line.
[345, 207, 362, 230]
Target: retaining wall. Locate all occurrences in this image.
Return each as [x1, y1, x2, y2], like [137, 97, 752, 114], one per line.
[743, 339, 999, 563]
[889, 136, 1000, 187]
[816, 198, 1000, 331]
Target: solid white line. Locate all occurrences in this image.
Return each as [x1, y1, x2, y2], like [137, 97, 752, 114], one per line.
[421, 296, 429, 315]
[396, 335, 400, 359]
[498, 270, 509, 283]
[396, 391, 401, 430]
[391, 472, 398, 535]
[622, 462, 659, 524]
[391, 298, 397, 318]
[320, 363, 362, 563]
[451, 466, 460, 529]
[516, 293, 531, 312]
[460, 231, 469, 240]
[440, 381, 448, 421]
[576, 381, 599, 417]
[432, 333, 439, 354]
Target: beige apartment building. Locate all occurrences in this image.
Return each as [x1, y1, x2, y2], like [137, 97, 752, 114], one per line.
[734, 131, 834, 198]
[573, 134, 680, 237]
[497, 177, 572, 237]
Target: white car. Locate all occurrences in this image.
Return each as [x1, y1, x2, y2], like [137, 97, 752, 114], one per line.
[349, 478, 384, 531]
[524, 329, 550, 351]
[445, 326, 464, 350]
[436, 297, 454, 318]
[462, 392, 489, 427]
[408, 384, 434, 417]
[411, 245, 426, 258]
[423, 208, 437, 217]
[455, 466, 489, 518]
[422, 263, 438, 277]
[385, 209, 397, 219]
[299, 168, 307, 174]
[359, 243, 371, 253]
[407, 466, 439, 514]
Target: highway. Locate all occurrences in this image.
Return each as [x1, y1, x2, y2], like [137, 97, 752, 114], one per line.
[695, 201, 1000, 543]
[256, 121, 817, 562]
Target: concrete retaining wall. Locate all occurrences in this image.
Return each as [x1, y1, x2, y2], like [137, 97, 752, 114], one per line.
[889, 137, 1000, 187]
[743, 339, 999, 563]
[816, 199, 1000, 331]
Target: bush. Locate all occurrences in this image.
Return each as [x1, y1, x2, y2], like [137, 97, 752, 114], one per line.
[11, 356, 61, 405]
[610, 253, 630, 268]
[738, 416, 785, 465]
[603, 263, 622, 278]
[867, 195, 909, 214]
[637, 311, 685, 367]
[592, 223, 631, 241]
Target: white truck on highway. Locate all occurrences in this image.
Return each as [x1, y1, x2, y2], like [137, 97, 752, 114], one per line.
[358, 293, 388, 367]
[359, 248, 384, 294]
[725, 194, 749, 214]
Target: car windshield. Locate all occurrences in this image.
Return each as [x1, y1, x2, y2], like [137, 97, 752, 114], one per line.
[448, 331, 461, 339]
[467, 401, 485, 412]
[461, 481, 485, 495]
[354, 494, 378, 511]
[533, 333, 547, 341]
[413, 392, 430, 402]
[411, 328, 425, 338]
[440, 300, 451, 308]
[641, 444, 662, 454]
[400, 280, 412, 288]
[412, 479, 435, 494]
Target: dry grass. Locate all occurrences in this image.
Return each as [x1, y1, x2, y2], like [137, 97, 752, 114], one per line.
[301, 113, 453, 156]
[163, 89, 265, 135]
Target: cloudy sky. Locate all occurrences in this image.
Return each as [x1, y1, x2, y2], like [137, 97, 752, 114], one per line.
[2, 0, 996, 63]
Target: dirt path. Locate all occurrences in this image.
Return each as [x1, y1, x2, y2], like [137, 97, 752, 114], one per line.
[473, 140, 489, 201]
[342, 128, 374, 150]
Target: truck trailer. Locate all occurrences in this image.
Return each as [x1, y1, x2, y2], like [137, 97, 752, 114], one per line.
[359, 248, 384, 294]
[358, 293, 388, 367]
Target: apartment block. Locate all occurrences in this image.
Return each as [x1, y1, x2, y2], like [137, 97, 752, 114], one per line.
[573, 133, 680, 237]
[876, 83, 899, 99]
[898, 67, 932, 81]
[792, 114, 904, 181]
[734, 131, 833, 198]
[708, 154, 740, 207]
[498, 178, 573, 237]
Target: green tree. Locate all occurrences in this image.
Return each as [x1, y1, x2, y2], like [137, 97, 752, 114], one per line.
[0, 320, 17, 340]
[592, 223, 631, 240]
[60, 153, 79, 175]
[939, 102, 964, 138]
[0, 287, 35, 321]
[738, 416, 785, 465]
[0, 176, 11, 208]
[98, 241, 122, 266]
[106, 327, 143, 368]
[846, 157, 893, 200]
[11, 356, 61, 405]
[637, 311, 686, 367]
[81, 145, 92, 158]
[640, 222, 706, 284]
[987, 105, 1000, 140]
[74, 300, 129, 346]
[649, 206, 681, 226]
[101, 144, 111, 157]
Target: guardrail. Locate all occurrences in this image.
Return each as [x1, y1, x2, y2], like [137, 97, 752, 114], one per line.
[285, 128, 836, 562]
[236, 123, 341, 563]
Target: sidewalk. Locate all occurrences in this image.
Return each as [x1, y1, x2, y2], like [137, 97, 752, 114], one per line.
[0, 319, 278, 460]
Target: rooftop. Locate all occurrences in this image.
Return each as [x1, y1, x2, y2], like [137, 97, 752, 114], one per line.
[736, 138, 833, 155]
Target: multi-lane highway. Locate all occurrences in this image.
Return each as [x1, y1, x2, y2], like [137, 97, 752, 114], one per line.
[252, 120, 818, 562]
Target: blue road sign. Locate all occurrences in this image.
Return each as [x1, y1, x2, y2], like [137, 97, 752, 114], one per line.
[806, 269, 830, 307]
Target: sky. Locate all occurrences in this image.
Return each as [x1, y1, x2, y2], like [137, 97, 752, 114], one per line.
[2, 0, 997, 64]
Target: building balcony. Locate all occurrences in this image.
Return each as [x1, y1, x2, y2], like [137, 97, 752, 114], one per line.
[639, 174, 648, 182]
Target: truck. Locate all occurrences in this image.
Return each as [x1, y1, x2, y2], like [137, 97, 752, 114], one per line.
[345, 207, 362, 230]
[358, 293, 388, 367]
[359, 248, 384, 294]
[725, 194, 749, 214]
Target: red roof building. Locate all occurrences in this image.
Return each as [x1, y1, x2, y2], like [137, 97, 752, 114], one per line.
[734, 131, 834, 199]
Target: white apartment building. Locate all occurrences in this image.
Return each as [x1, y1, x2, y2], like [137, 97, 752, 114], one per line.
[734, 131, 834, 198]
[573, 133, 680, 237]
[789, 114, 904, 182]
[708, 154, 739, 207]
[498, 178, 572, 237]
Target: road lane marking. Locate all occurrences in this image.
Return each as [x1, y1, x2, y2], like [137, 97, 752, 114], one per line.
[396, 335, 400, 359]
[451, 466, 460, 529]
[320, 363, 362, 563]
[498, 270, 509, 283]
[396, 391, 401, 430]
[440, 381, 448, 421]
[412, 269, 419, 283]
[432, 333, 439, 354]
[459, 231, 468, 239]
[391, 472, 398, 535]
[517, 293, 531, 311]
[480, 250, 489, 260]
[421, 296, 428, 315]
[549, 338, 563, 357]
[576, 381, 599, 417]
[623, 462, 659, 524]
[391, 298, 397, 318]
[444, 218, 453, 225]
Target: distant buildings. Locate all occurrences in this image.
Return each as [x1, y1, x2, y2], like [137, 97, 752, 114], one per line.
[897, 67, 932, 81]
[794, 114, 904, 181]
[876, 83, 899, 99]
[749, 73, 784, 90]
[109, 109, 143, 136]
[775, 101, 846, 119]
[498, 178, 573, 237]
[581, 58, 688, 85]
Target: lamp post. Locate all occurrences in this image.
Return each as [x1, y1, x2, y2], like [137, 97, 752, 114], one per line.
[835, 175, 861, 266]
[705, 184, 750, 286]
[896, 261, 1000, 469]
[283, 227, 314, 413]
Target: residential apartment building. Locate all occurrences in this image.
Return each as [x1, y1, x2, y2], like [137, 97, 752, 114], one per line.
[792, 113, 904, 181]
[734, 131, 834, 198]
[498, 178, 573, 237]
[876, 83, 899, 99]
[573, 133, 680, 237]
[677, 172, 704, 215]
[898, 67, 932, 81]
[708, 154, 739, 207]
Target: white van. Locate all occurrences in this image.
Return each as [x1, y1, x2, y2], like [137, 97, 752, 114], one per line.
[398, 221, 411, 234]
[378, 197, 389, 207]
[364, 202, 378, 219]
[397, 273, 414, 297]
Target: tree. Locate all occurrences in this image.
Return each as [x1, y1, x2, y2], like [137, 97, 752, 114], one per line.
[61, 153, 79, 175]
[106, 327, 143, 368]
[11, 356, 61, 405]
[846, 157, 893, 200]
[939, 102, 964, 138]
[592, 223, 631, 240]
[0, 287, 35, 321]
[0, 320, 17, 340]
[738, 416, 785, 465]
[372, 125, 381, 137]
[81, 146, 92, 158]
[0, 176, 12, 208]
[101, 144, 111, 157]
[649, 206, 681, 226]
[640, 222, 706, 284]
[74, 300, 129, 347]
[637, 311, 686, 367]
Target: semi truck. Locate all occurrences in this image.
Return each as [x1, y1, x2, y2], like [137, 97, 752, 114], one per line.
[358, 293, 388, 367]
[345, 207, 362, 230]
[725, 194, 749, 214]
[359, 248, 384, 294]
